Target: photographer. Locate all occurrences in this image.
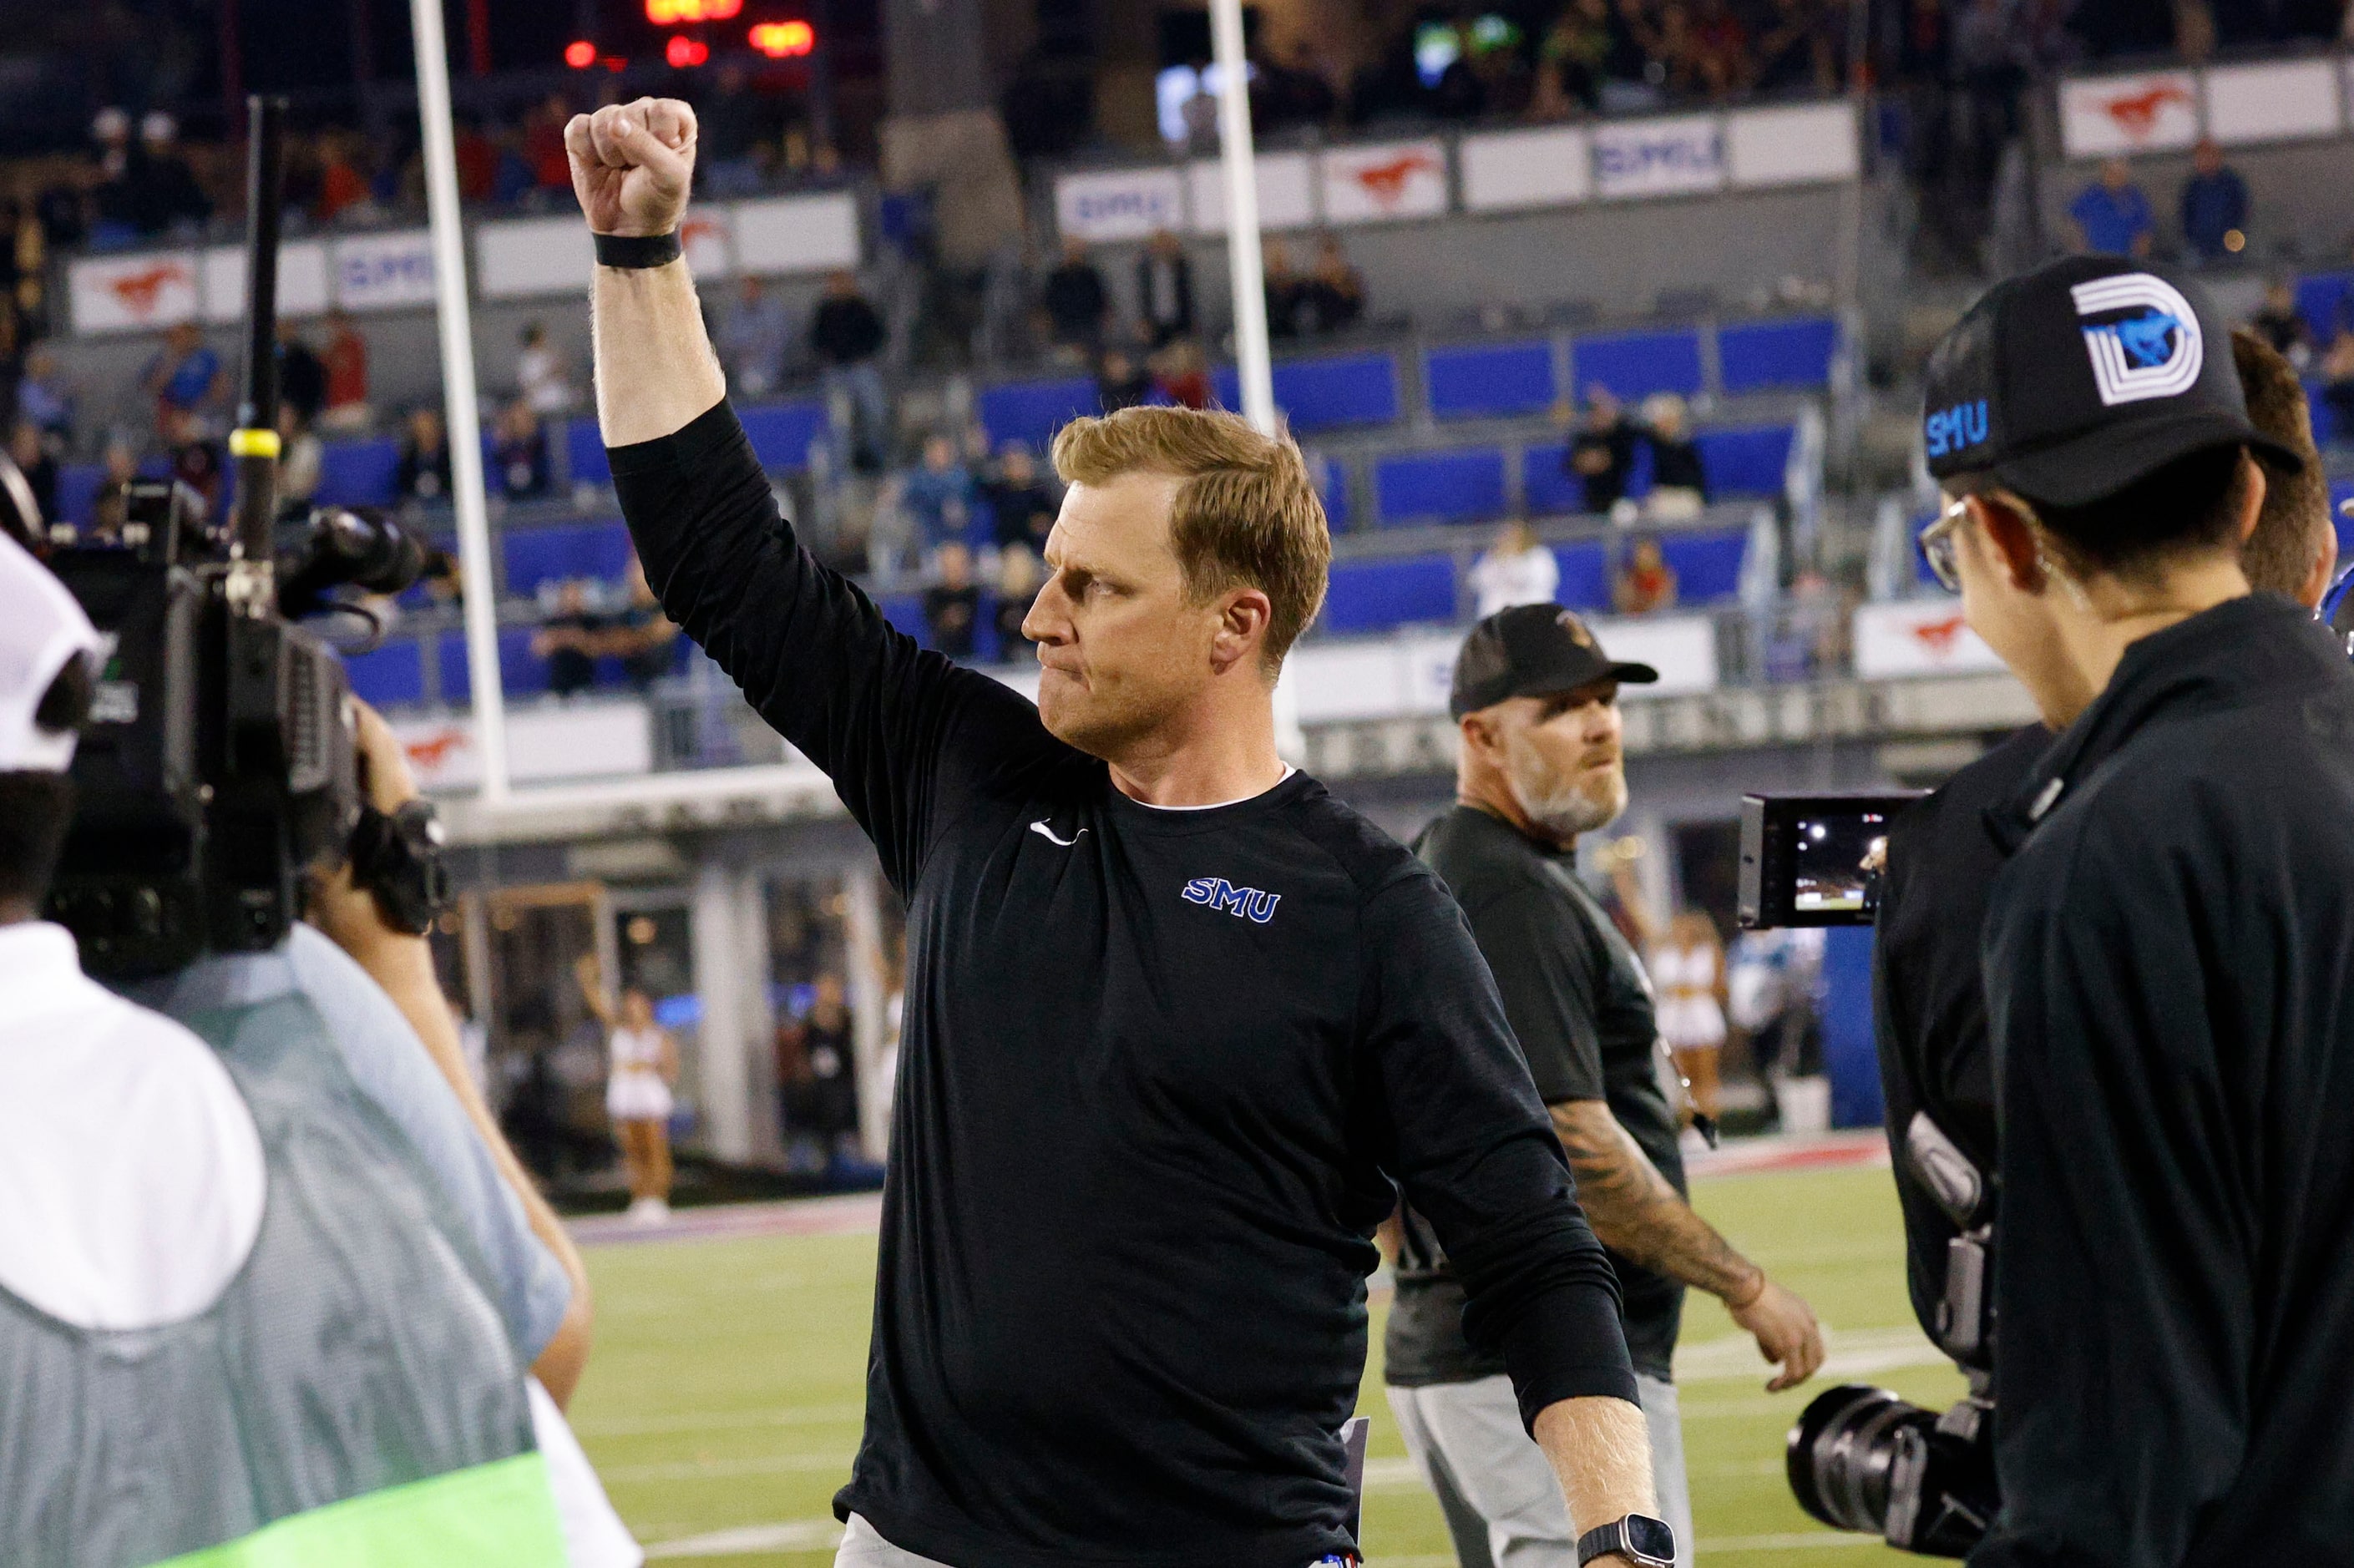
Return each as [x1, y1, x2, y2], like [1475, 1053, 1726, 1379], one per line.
[1874, 323, 2337, 1369]
[1907, 257, 2354, 1561]
[0, 531, 627, 1565]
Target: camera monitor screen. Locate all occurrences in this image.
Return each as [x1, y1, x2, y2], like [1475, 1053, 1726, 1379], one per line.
[1738, 792, 1925, 929]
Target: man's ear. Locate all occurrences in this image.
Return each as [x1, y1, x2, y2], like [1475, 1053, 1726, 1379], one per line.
[1967, 494, 2047, 593]
[2233, 451, 2266, 546]
[1210, 587, 1273, 676]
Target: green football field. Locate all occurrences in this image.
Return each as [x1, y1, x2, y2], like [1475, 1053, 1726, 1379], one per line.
[569, 1161, 1964, 1566]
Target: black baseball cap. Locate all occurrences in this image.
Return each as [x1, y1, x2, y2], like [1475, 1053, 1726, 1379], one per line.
[1449, 603, 1658, 719]
[1921, 255, 2304, 509]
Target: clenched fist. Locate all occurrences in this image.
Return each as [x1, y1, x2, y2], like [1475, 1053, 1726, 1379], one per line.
[565, 98, 698, 238]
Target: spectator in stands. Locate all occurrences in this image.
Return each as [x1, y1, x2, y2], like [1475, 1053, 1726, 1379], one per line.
[902, 433, 975, 549]
[1263, 238, 1311, 338]
[1469, 519, 1561, 618]
[1042, 237, 1111, 358]
[321, 310, 371, 433]
[718, 274, 792, 399]
[492, 399, 551, 499]
[15, 348, 70, 443]
[1642, 392, 1708, 520]
[1613, 536, 1679, 615]
[489, 127, 538, 206]
[698, 63, 775, 197]
[276, 403, 323, 507]
[2179, 139, 2249, 264]
[397, 406, 453, 506]
[315, 131, 375, 225]
[454, 120, 498, 202]
[165, 409, 223, 515]
[985, 443, 1060, 554]
[1137, 230, 1194, 348]
[995, 548, 1040, 660]
[1564, 385, 1638, 514]
[2319, 329, 2354, 447]
[1687, 0, 1754, 99]
[1304, 235, 1365, 334]
[2069, 158, 2154, 258]
[1152, 338, 1213, 410]
[606, 555, 680, 690]
[526, 94, 575, 193]
[517, 322, 576, 416]
[88, 436, 137, 543]
[277, 321, 329, 428]
[923, 541, 981, 658]
[1756, 0, 1842, 94]
[8, 421, 54, 524]
[2250, 281, 2312, 370]
[142, 321, 222, 438]
[810, 269, 890, 473]
[417, 548, 463, 609]
[1531, 0, 1612, 115]
[533, 579, 603, 698]
[100, 112, 209, 239]
[1097, 346, 1152, 412]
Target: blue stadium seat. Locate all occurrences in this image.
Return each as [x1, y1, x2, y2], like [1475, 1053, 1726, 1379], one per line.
[740, 401, 829, 472]
[1716, 317, 1839, 394]
[1320, 555, 1457, 634]
[55, 463, 103, 525]
[980, 378, 1098, 450]
[2296, 271, 2354, 346]
[1658, 529, 1749, 602]
[438, 627, 551, 701]
[1374, 448, 1507, 526]
[316, 438, 400, 508]
[1570, 330, 1704, 400]
[565, 418, 610, 486]
[1213, 353, 1402, 432]
[1425, 341, 1556, 421]
[2309, 381, 2338, 448]
[1522, 443, 1583, 516]
[879, 594, 929, 647]
[1694, 424, 1795, 498]
[2334, 478, 2354, 554]
[501, 519, 636, 598]
[342, 640, 425, 707]
[1552, 542, 1611, 611]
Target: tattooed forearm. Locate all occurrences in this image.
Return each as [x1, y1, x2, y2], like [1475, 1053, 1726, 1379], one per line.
[1551, 1099, 1763, 1303]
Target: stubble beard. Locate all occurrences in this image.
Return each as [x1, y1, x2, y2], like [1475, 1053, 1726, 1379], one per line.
[1504, 734, 1627, 842]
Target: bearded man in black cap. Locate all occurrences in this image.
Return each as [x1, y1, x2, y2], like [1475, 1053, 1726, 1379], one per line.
[1385, 604, 1825, 1568]
[1916, 255, 2354, 1562]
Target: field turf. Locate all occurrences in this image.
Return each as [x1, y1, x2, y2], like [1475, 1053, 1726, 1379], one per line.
[570, 1161, 1964, 1566]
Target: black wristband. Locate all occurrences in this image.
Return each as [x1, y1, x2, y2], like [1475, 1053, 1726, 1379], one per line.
[594, 230, 682, 269]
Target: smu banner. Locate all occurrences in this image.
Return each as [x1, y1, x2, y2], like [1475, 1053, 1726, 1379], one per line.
[69, 251, 203, 334]
[1321, 140, 1449, 225]
[1460, 124, 1592, 213]
[1056, 166, 1186, 243]
[2058, 70, 2200, 157]
[201, 240, 332, 323]
[330, 231, 438, 312]
[1592, 114, 1726, 200]
[1851, 600, 2007, 680]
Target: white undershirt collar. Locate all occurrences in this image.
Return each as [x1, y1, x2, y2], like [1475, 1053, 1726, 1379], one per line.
[1128, 765, 1297, 812]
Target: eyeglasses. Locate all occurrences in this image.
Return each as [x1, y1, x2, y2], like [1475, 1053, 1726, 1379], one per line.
[1916, 498, 1966, 594]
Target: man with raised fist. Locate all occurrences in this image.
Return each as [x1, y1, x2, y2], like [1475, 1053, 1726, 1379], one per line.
[568, 98, 1674, 1568]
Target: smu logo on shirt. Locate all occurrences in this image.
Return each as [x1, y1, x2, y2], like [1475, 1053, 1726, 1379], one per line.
[1923, 399, 1988, 459]
[2071, 272, 2203, 406]
[1181, 877, 1283, 924]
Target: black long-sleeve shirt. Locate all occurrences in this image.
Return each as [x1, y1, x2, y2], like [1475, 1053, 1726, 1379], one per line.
[612, 402, 1636, 1568]
[1975, 594, 2354, 1566]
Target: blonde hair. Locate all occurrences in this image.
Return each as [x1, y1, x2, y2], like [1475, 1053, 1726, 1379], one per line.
[1051, 405, 1332, 670]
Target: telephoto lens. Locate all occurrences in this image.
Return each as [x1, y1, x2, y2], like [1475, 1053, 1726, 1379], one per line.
[1786, 1384, 1997, 1558]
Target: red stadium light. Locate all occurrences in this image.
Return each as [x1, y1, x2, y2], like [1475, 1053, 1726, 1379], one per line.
[564, 38, 597, 67]
[665, 33, 711, 66]
[646, 0, 740, 21]
[749, 18, 815, 56]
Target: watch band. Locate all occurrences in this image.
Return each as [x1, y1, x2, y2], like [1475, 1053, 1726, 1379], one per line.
[594, 230, 682, 269]
[1576, 1516, 1675, 1567]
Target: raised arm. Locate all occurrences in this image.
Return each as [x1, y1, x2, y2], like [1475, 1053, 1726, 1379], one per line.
[564, 98, 1061, 889]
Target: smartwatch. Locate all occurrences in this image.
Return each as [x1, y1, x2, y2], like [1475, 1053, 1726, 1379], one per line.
[1576, 1515, 1677, 1568]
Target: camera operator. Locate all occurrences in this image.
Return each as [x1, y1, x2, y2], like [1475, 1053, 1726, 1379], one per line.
[0, 531, 622, 1565]
[1874, 323, 2337, 1368]
[1905, 257, 2354, 1562]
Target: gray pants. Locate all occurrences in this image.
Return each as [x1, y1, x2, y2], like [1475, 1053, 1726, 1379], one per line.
[836, 1511, 1363, 1566]
[1385, 1373, 1694, 1568]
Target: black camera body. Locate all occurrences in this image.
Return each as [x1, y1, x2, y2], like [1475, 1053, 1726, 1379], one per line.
[39, 480, 413, 975]
[1737, 792, 1923, 928]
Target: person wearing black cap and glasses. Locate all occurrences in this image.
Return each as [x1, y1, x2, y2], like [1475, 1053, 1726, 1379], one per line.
[1386, 604, 1825, 1568]
[1912, 255, 2354, 1563]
